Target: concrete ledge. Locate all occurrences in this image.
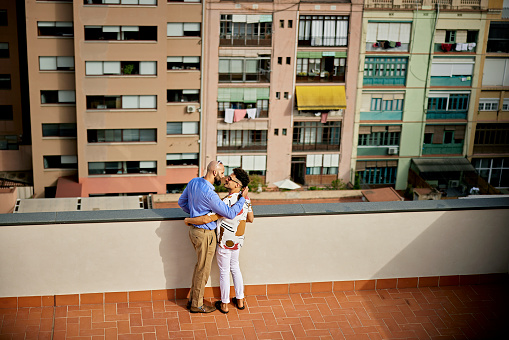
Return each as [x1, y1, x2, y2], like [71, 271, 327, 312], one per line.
[0, 197, 508, 226]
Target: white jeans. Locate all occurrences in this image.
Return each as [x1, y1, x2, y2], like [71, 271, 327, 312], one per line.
[216, 245, 244, 303]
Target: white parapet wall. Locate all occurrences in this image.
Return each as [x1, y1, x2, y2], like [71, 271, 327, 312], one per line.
[0, 200, 508, 297]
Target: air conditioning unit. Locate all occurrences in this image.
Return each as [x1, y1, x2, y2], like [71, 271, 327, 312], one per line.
[186, 105, 196, 113]
[387, 147, 399, 155]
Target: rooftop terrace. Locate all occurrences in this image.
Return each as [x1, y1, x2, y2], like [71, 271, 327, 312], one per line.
[1, 198, 508, 339]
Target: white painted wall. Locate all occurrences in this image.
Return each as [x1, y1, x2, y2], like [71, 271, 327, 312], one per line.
[0, 209, 508, 297]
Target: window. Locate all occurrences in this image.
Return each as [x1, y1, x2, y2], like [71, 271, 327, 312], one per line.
[85, 26, 157, 41]
[87, 129, 156, 142]
[423, 125, 465, 145]
[363, 57, 407, 86]
[305, 154, 339, 175]
[278, 57, 282, 65]
[167, 0, 200, 2]
[435, 30, 478, 52]
[0, 10, 7, 26]
[474, 123, 509, 154]
[86, 95, 157, 109]
[473, 157, 509, 188]
[358, 126, 401, 146]
[361, 93, 404, 114]
[88, 161, 157, 175]
[218, 58, 270, 82]
[365, 22, 411, 52]
[167, 23, 201, 37]
[276, 92, 280, 99]
[503, 99, 509, 111]
[280, 20, 284, 28]
[0, 135, 18, 150]
[217, 88, 270, 118]
[431, 57, 474, 77]
[85, 61, 156, 75]
[44, 155, 78, 169]
[39, 56, 74, 71]
[288, 20, 293, 29]
[356, 160, 397, 184]
[0, 43, 8, 58]
[296, 55, 346, 82]
[166, 122, 198, 135]
[293, 121, 341, 151]
[218, 155, 266, 176]
[282, 128, 287, 135]
[482, 58, 509, 87]
[427, 93, 469, 119]
[284, 92, 289, 99]
[42, 124, 77, 137]
[217, 130, 267, 152]
[0, 74, 11, 89]
[41, 90, 76, 104]
[167, 56, 200, 70]
[479, 99, 500, 111]
[84, 0, 157, 4]
[286, 57, 291, 65]
[166, 153, 198, 166]
[37, 22, 73, 37]
[167, 90, 199, 102]
[274, 129, 279, 135]
[220, 14, 272, 47]
[0, 105, 13, 120]
[298, 16, 348, 47]
[487, 22, 509, 53]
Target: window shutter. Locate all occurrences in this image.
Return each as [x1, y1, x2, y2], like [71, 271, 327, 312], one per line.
[140, 161, 156, 168]
[182, 122, 198, 134]
[451, 62, 474, 76]
[140, 61, 157, 75]
[122, 26, 139, 32]
[431, 62, 453, 77]
[57, 56, 74, 68]
[61, 156, 77, 164]
[388, 23, 400, 41]
[167, 154, 183, 160]
[183, 57, 199, 63]
[306, 155, 315, 167]
[242, 155, 255, 170]
[435, 30, 446, 43]
[432, 126, 444, 144]
[399, 23, 411, 43]
[377, 23, 389, 40]
[232, 15, 247, 22]
[376, 161, 387, 167]
[86, 61, 103, 75]
[424, 125, 435, 133]
[244, 88, 257, 103]
[167, 122, 182, 134]
[358, 126, 372, 134]
[314, 154, 323, 167]
[167, 56, 182, 62]
[455, 125, 466, 139]
[356, 161, 366, 171]
[388, 125, 401, 132]
[183, 23, 200, 31]
[167, 23, 183, 36]
[331, 154, 339, 167]
[253, 155, 266, 171]
[139, 95, 157, 109]
[366, 23, 377, 42]
[456, 30, 467, 43]
[58, 91, 75, 103]
[323, 154, 331, 167]
[122, 96, 139, 109]
[360, 93, 371, 111]
[483, 59, 506, 86]
[39, 57, 56, 70]
[217, 88, 230, 102]
[371, 125, 387, 132]
[230, 155, 241, 167]
[103, 26, 120, 32]
[103, 61, 121, 74]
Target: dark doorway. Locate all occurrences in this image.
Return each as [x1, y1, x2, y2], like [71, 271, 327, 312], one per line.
[291, 157, 306, 185]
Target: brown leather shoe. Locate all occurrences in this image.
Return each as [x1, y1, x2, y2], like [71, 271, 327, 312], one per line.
[189, 305, 216, 313]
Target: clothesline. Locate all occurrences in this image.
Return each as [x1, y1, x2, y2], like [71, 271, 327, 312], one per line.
[224, 108, 259, 123]
[440, 43, 476, 52]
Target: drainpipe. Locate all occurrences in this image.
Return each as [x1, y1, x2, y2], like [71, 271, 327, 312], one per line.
[198, 0, 205, 177]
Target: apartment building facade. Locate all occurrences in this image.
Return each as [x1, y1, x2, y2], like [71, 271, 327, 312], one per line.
[353, 0, 489, 191]
[203, 0, 362, 187]
[470, 0, 509, 189]
[0, 1, 32, 186]
[22, 0, 362, 198]
[25, 0, 204, 197]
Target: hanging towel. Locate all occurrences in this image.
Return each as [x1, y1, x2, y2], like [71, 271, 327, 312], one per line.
[234, 109, 247, 122]
[467, 42, 476, 51]
[455, 43, 462, 51]
[246, 108, 257, 119]
[321, 112, 328, 124]
[389, 41, 396, 48]
[224, 109, 235, 124]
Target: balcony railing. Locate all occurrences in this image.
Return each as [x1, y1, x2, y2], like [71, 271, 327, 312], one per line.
[364, 0, 487, 10]
[219, 35, 272, 47]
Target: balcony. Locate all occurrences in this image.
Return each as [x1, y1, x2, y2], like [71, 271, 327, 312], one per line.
[0, 199, 508, 338]
[363, 0, 488, 10]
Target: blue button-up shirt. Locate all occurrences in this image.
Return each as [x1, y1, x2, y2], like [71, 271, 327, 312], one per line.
[178, 177, 246, 230]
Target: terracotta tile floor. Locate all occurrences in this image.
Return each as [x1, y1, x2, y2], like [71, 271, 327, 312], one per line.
[1, 284, 508, 340]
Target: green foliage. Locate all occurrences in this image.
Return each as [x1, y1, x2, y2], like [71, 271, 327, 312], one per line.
[327, 179, 347, 190]
[123, 64, 134, 75]
[248, 175, 266, 192]
[353, 173, 361, 190]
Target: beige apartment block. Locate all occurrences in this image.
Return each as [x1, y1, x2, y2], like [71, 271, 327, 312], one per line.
[25, 0, 203, 197]
[0, 1, 32, 183]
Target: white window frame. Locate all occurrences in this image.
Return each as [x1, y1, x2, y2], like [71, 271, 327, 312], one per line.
[478, 99, 500, 111]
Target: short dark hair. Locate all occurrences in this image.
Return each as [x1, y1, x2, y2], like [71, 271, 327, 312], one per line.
[232, 168, 250, 188]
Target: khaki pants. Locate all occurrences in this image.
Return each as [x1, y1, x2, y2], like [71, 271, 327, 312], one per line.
[189, 226, 217, 308]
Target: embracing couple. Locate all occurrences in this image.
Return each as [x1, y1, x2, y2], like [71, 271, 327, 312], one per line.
[178, 160, 254, 314]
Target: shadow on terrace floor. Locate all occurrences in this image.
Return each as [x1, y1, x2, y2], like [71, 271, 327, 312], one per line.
[1, 283, 508, 339]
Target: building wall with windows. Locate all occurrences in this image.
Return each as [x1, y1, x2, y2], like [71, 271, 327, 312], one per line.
[354, 3, 487, 190]
[469, 0, 509, 189]
[202, 0, 362, 187]
[25, 0, 202, 197]
[0, 1, 31, 176]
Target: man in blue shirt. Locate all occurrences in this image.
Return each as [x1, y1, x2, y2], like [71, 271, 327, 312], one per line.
[178, 160, 247, 313]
